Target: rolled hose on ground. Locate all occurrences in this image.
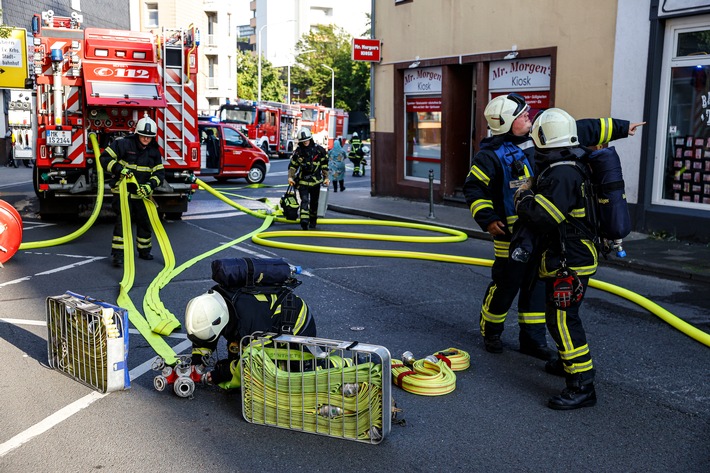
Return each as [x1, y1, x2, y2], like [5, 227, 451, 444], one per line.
[390, 349, 470, 396]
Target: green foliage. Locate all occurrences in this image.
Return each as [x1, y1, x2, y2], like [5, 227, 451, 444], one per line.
[290, 24, 370, 112]
[236, 24, 370, 113]
[236, 50, 286, 102]
[0, 9, 13, 39]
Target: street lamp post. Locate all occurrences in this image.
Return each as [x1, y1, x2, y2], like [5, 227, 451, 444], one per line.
[287, 49, 315, 104]
[321, 64, 334, 109]
[257, 20, 295, 103]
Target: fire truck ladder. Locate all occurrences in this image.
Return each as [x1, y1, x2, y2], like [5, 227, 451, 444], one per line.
[162, 28, 187, 161]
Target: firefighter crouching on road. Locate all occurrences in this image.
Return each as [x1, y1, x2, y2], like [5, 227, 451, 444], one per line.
[514, 108, 599, 410]
[185, 286, 317, 387]
[100, 116, 164, 267]
[288, 127, 330, 230]
[463, 93, 552, 360]
[348, 132, 366, 177]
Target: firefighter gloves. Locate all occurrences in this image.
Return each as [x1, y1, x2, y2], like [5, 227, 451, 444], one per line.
[120, 167, 133, 179]
[138, 184, 153, 198]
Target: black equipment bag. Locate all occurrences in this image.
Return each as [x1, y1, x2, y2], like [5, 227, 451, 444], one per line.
[280, 185, 299, 221]
[586, 146, 631, 240]
[212, 257, 293, 289]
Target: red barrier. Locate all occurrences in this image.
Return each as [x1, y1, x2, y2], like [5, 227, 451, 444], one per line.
[0, 200, 22, 264]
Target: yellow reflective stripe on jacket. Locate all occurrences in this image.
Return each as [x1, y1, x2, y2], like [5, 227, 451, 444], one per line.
[468, 165, 490, 186]
[598, 118, 613, 145]
[569, 207, 586, 218]
[506, 214, 518, 226]
[534, 194, 565, 223]
[470, 199, 493, 217]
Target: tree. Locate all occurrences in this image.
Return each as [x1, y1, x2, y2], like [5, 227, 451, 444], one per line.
[236, 50, 285, 102]
[290, 24, 370, 113]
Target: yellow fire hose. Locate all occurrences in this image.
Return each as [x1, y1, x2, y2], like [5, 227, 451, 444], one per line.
[13, 153, 709, 376]
[390, 348, 470, 396]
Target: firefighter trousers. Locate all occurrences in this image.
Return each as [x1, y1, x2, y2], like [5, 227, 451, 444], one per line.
[110, 194, 152, 256]
[544, 276, 594, 379]
[297, 184, 321, 227]
[479, 253, 547, 346]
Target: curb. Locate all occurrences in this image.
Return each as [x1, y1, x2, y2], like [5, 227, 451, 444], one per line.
[328, 204, 710, 284]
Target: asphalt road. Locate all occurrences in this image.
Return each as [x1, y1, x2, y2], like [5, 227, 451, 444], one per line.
[1, 162, 709, 472]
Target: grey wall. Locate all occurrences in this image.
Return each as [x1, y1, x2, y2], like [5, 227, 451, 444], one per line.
[2, 0, 130, 30]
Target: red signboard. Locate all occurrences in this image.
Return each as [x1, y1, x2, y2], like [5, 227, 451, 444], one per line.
[352, 38, 381, 62]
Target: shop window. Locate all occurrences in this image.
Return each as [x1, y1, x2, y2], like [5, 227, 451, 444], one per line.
[405, 95, 441, 180]
[657, 17, 710, 207]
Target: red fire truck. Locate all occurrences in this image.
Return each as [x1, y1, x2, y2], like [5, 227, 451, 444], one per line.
[299, 104, 348, 149]
[217, 100, 301, 158]
[30, 10, 200, 218]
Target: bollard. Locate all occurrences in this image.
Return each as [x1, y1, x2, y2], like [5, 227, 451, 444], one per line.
[427, 169, 436, 219]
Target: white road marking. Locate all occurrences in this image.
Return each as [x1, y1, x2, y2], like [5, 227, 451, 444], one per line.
[0, 256, 105, 288]
[0, 336, 192, 458]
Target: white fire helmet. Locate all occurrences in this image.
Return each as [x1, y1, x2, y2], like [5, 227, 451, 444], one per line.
[531, 108, 579, 149]
[136, 116, 158, 137]
[184, 290, 229, 343]
[484, 93, 530, 135]
[296, 127, 313, 143]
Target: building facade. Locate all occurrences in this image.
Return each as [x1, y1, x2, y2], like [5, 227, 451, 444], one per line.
[249, 0, 370, 68]
[133, 0, 238, 116]
[371, 0, 710, 241]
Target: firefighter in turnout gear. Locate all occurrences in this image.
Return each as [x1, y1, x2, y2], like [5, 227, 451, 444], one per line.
[349, 132, 366, 177]
[514, 108, 643, 410]
[185, 286, 317, 387]
[463, 93, 553, 360]
[100, 116, 164, 267]
[288, 127, 330, 230]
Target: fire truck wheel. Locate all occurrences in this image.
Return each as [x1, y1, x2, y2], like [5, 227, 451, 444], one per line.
[246, 163, 266, 184]
[32, 165, 44, 198]
[163, 212, 183, 221]
[260, 142, 270, 156]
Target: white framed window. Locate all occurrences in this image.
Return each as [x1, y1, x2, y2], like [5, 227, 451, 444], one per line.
[654, 14, 710, 208]
[145, 3, 159, 27]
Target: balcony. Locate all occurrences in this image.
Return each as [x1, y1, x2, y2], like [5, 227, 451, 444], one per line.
[203, 0, 218, 12]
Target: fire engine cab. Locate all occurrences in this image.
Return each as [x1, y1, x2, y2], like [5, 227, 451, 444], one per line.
[299, 104, 348, 149]
[217, 100, 301, 158]
[30, 10, 200, 218]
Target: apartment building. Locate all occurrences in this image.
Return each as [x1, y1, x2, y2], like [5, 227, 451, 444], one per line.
[248, 0, 370, 68]
[370, 0, 710, 240]
[133, 0, 238, 115]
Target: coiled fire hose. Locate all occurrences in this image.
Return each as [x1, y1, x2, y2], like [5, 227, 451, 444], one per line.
[390, 348, 470, 396]
[240, 344, 385, 441]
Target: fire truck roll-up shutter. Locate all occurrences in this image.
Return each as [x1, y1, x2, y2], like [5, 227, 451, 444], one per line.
[83, 61, 166, 108]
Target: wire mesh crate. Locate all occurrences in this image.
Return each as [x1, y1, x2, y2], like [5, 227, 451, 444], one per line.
[46, 292, 130, 393]
[240, 333, 392, 444]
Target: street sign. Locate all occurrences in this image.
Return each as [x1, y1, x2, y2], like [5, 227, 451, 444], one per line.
[352, 38, 381, 62]
[0, 28, 28, 89]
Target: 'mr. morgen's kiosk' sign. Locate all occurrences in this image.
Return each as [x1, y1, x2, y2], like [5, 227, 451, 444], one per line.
[404, 67, 442, 94]
[488, 57, 551, 91]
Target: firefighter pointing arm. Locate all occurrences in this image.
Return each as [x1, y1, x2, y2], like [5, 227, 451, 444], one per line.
[99, 116, 165, 267]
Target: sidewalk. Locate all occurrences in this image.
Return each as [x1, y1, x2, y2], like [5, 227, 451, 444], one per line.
[327, 185, 710, 284]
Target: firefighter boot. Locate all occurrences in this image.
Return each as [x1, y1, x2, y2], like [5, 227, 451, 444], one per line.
[548, 372, 597, 410]
[138, 250, 154, 260]
[300, 218, 309, 230]
[481, 316, 503, 353]
[544, 357, 566, 377]
[339, 180, 345, 191]
[111, 252, 123, 267]
[519, 328, 555, 361]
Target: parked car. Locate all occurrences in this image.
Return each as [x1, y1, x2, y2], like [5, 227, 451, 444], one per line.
[197, 120, 270, 184]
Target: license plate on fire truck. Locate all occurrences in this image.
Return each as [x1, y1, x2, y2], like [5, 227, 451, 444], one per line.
[46, 130, 71, 146]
